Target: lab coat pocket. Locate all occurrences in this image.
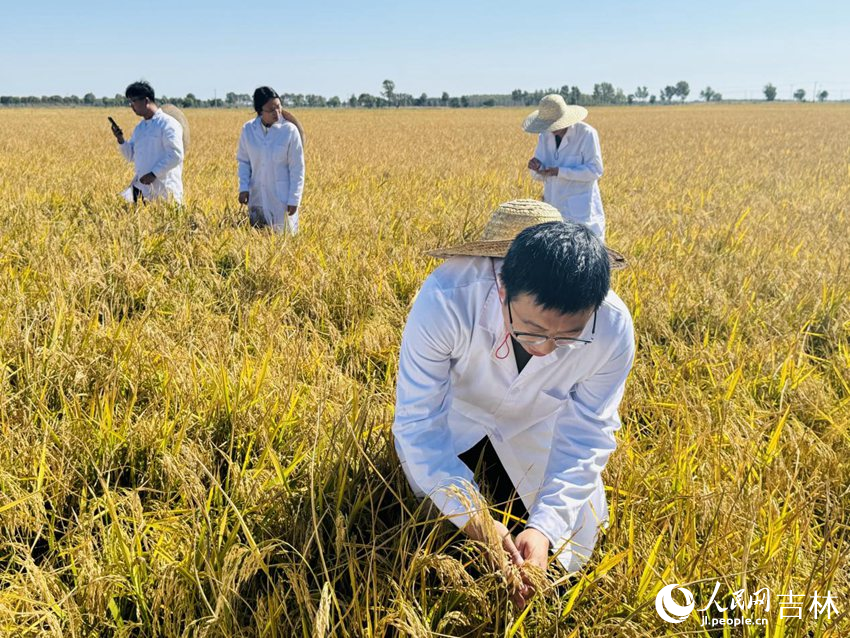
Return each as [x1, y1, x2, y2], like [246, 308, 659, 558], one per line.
[494, 390, 563, 441]
[564, 191, 593, 222]
[275, 179, 290, 203]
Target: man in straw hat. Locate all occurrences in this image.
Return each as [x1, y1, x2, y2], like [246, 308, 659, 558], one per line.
[111, 81, 184, 203]
[524, 94, 606, 239]
[393, 200, 633, 601]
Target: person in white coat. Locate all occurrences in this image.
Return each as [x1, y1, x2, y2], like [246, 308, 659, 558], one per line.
[524, 94, 606, 240]
[393, 200, 633, 604]
[237, 86, 305, 233]
[111, 81, 184, 203]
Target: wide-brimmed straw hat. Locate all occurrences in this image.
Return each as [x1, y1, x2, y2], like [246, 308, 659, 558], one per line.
[522, 94, 588, 134]
[161, 104, 191, 151]
[428, 199, 627, 269]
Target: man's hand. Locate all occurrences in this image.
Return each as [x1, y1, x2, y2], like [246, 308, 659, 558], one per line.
[515, 527, 550, 571]
[238, 191, 249, 205]
[542, 167, 558, 177]
[109, 118, 124, 144]
[286, 205, 298, 216]
[527, 157, 542, 172]
[139, 172, 156, 185]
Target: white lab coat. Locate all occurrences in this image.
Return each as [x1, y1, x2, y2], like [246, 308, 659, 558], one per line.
[118, 109, 184, 202]
[393, 256, 634, 572]
[531, 121, 605, 239]
[237, 116, 305, 233]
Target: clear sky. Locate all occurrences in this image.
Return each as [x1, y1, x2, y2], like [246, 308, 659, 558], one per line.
[2, 0, 849, 101]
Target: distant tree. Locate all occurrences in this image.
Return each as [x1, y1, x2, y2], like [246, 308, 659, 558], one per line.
[83, 92, 96, 105]
[592, 82, 616, 104]
[649, 94, 657, 104]
[793, 88, 806, 102]
[225, 92, 237, 105]
[348, 94, 357, 107]
[184, 93, 197, 107]
[699, 86, 716, 102]
[675, 80, 690, 101]
[568, 86, 581, 105]
[511, 89, 523, 103]
[763, 83, 777, 101]
[327, 96, 341, 108]
[627, 94, 634, 105]
[381, 79, 395, 105]
[482, 98, 496, 107]
[358, 93, 376, 108]
[415, 92, 428, 106]
[817, 90, 828, 102]
[635, 86, 649, 101]
[711, 92, 722, 102]
[449, 97, 460, 108]
[441, 91, 449, 106]
[460, 95, 469, 107]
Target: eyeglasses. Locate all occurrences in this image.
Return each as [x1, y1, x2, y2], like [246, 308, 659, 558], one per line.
[127, 97, 146, 106]
[261, 104, 282, 114]
[507, 300, 596, 349]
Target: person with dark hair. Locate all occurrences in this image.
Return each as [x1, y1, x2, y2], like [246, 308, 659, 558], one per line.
[236, 86, 305, 232]
[523, 94, 606, 239]
[111, 81, 184, 203]
[392, 200, 634, 604]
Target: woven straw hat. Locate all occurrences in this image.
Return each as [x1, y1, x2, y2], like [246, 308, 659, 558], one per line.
[161, 104, 190, 151]
[428, 199, 627, 269]
[522, 94, 588, 134]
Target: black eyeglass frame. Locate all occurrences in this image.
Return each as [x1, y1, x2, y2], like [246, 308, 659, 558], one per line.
[506, 300, 597, 347]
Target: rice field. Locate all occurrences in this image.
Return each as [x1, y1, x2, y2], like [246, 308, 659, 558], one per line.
[0, 103, 848, 637]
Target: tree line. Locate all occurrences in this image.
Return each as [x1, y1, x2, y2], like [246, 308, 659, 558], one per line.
[0, 80, 832, 108]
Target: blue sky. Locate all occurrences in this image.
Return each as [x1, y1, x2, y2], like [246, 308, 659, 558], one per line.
[2, 0, 848, 100]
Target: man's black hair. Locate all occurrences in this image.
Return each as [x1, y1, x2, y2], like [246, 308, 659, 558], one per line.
[500, 221, 610, 314]
[253, 86, 279, 115]
[125, 81, 155, 102]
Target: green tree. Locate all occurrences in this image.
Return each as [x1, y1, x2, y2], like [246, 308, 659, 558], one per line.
[675, 81, 690, 101]
[635, 86, 649, 101]
[83, 92, 96, 105]
[441, 92, 449, 106]
[358, 93, 376, 108]
[763, 83, 777, 101]
[817, 90, 828, 102]
[699, 86, 716, 102]
[793, 88, 806, 102]
[381, 79, 395, 105]
[327, 96, 341, 108]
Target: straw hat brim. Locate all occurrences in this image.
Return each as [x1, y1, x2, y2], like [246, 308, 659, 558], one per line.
[522, 105, 588, 134]
[161, 104, 190, 151]
[428, 240, 628, 270]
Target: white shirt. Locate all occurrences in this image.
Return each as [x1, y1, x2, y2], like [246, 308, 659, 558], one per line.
[531, 121, 605, 239]
[119, 109, 184, 202]
[393, 256, 634, 571]
[237, 116, 305, 232]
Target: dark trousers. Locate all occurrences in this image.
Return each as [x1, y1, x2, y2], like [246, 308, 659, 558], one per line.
[458, 437, 529, 532]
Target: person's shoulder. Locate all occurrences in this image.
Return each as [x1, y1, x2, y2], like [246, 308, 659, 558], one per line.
[597, 289, 634, 340]
[242, 118, 258, 130]
[575, 121, 598, 136]
[424, 256, 497, 295]
[155, 109, 181, 130]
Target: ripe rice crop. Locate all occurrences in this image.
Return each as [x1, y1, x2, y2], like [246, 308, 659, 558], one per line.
[0, 104, 847, 636]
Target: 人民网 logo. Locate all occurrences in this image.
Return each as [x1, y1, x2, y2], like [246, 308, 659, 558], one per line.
[655, 584, 695, 623]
